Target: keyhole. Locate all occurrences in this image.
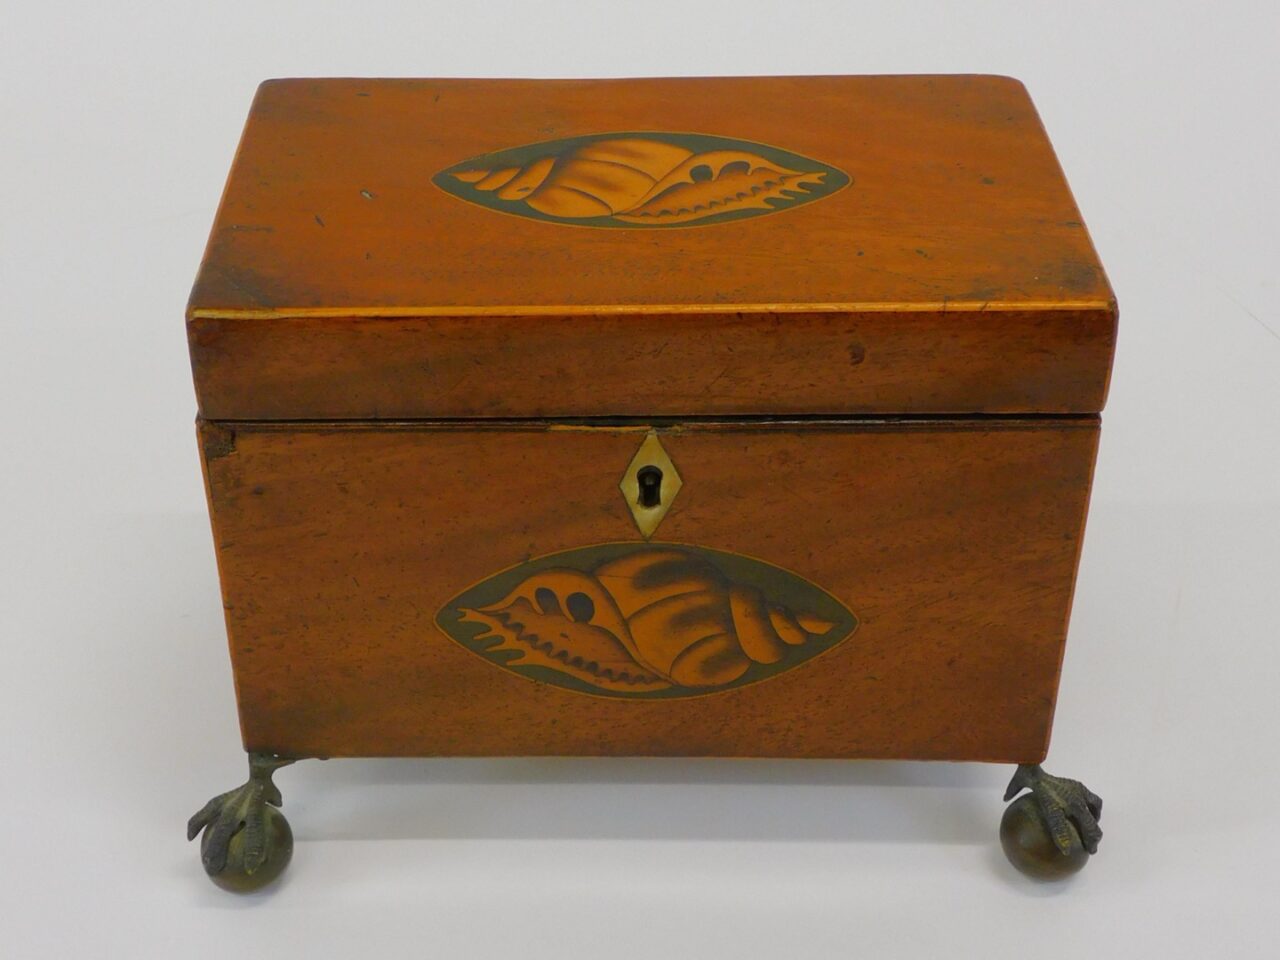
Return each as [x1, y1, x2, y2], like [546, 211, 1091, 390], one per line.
[637, 466, 663, 508]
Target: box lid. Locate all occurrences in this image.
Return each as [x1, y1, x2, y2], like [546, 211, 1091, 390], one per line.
[188, 75, 1116, 420]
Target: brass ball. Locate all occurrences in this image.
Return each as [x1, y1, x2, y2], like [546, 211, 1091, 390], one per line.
[200, 806, 294, 893]
[1000, 794, 1090, 880]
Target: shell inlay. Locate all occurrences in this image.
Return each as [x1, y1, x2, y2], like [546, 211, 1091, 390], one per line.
[436, 543, 858, 699]
[433, 132, 850, 228]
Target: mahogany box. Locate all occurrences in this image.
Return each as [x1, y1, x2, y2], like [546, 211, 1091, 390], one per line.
[185, 76, 1114, 888]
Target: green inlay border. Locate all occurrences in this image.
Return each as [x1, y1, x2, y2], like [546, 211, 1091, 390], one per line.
[431, 131, 852, 229]
[434, 541, 859, 700]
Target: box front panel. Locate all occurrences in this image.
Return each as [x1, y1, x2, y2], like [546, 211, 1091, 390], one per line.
[200, 418, 1098, 762]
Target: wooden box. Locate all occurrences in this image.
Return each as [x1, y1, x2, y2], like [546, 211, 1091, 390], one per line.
[188, 76, 1114, 785]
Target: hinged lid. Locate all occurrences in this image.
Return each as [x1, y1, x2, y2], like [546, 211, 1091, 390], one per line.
[188, 75, 1116, 420]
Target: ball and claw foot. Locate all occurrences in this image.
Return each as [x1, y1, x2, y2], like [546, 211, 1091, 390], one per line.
[1000, 763, 1103, 880]
[188, 753, 296, 892]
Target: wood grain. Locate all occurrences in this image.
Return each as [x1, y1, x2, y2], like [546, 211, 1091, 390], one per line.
[200, 417, 1099, 763]
[190, 308, 1115, 420]
[186, 75, 1116, 418]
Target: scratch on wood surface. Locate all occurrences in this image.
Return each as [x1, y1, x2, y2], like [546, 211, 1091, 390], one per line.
[1221, 288, 1280, 346]
[202, 423, 237, 460]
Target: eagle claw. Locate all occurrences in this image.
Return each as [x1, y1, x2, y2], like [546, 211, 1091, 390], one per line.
[187, 753, 295, 886]
[1004, 763, 1103, 856]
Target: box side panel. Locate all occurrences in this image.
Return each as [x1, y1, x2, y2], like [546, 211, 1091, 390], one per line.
[196, 421, 257, 749]
[189, 308, 1116, 420]
[200, 418, 1099, 762]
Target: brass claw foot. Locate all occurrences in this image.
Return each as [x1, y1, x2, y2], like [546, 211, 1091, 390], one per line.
[1000, 763, 1103, 880]
[188, 753, 296, 892]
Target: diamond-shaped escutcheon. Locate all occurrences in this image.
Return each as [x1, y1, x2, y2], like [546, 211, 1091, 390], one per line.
[619, 431, 682, 539]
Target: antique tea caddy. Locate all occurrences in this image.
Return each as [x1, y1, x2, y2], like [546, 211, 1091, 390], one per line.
[186, 76, 1114, 888]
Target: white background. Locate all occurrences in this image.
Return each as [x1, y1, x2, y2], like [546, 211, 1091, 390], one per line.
[3, 2, 1278, 956]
